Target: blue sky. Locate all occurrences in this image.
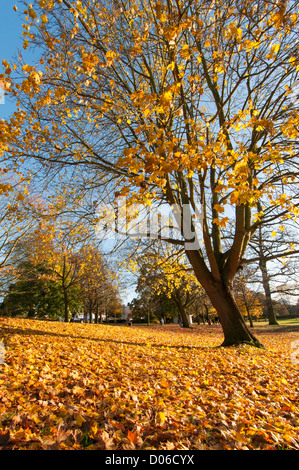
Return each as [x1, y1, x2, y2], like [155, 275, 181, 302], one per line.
[0, 1, 29, 117]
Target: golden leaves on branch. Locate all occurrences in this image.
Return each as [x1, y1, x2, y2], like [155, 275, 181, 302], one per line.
[2, 0, 299, 240]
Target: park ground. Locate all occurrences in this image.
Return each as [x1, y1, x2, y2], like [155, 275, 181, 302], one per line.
[0, 316, 298, 450]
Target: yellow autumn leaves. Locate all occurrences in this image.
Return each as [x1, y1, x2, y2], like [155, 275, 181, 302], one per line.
[1, 317, 299, 450]
[9, 0, 298, 217]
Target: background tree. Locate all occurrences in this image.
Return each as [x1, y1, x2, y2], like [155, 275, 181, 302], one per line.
[272, 256, 299, 308]
[233, 267, 264, 327]
[131, 282, 179, 324]
[0, 183, 39, 293]
[134, 243, 202, 327]
[5, 220, 122, 321]
[0, 261, 65, 319]
[242, 201, 299, 325]
[23, 224, 85, 322]
[3, 0, 299, 346]
[78, 247, 122, 323]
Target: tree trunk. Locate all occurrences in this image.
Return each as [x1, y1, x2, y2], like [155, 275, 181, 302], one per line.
[186, 249, 263, 347]
[245, 301, 254, 328]
[206, 282, 263, 347]
[259, 258, 279, 326]
[203, 303, 211, 325]
[95, 303, 99, 324]
[195, 304, 201, 325]
[257, 222, 279, 326]
[63, 288, 70, 322]
[84, 309, 88, 323]
[173, 294, 190, 328]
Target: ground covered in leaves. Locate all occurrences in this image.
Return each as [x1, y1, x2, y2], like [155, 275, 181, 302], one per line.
[0, 317, 298, 450]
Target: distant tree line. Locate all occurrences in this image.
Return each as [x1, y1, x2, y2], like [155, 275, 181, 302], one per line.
[0, 227, 123, 322]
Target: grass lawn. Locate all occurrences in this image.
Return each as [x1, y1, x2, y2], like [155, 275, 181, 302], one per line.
[0, 316, 298, 450]
[250, 318, 299, 327]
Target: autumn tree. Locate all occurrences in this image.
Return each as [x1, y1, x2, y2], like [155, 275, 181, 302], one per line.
[0, 261, 65, 318]
[78, 246, 122, 323]
[0, 180, 42, 293]
[132, 241, 202, 327]
[3, 0, 299, 346]
[9, 227, 81, 320]
[132, 278, 179, 324]
[272, 257, 299, 306]
[233, 267, 263, 327]
[13, 222, 104, 321]
[245, 211, 299, 325]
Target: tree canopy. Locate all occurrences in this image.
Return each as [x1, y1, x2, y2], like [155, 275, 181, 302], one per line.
[1, 0, 299, 346]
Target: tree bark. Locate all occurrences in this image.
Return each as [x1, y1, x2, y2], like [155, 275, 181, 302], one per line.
[206, 281, 263, 346]
[257, 221, 279, 326]
[203, 303, 211, 325]
[245, 301, 254, 328]
[94, 302, 99, 324]
[63, 288, 70, 322]
[259, 258, 279, 326]
[173, 294, 190, 328]
[194, 303, 201, 324]
[89, 307, 93, 323]
[186, 250, 263, 347]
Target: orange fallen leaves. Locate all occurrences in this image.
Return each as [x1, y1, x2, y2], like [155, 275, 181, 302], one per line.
[0, 317, 298, 450]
